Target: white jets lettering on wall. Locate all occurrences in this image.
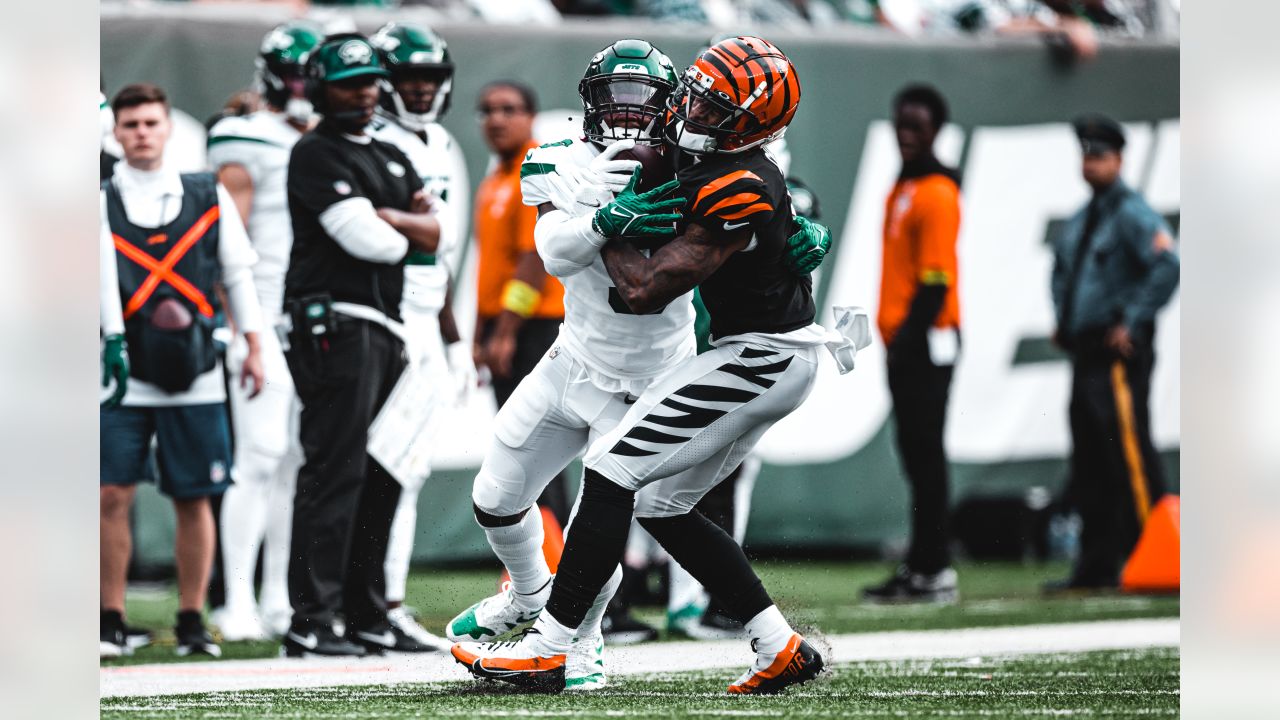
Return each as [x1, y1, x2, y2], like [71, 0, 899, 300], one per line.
[759, 120, 1181, 466]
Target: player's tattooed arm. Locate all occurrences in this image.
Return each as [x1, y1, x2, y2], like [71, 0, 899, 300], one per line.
[602, 222, 750, 315]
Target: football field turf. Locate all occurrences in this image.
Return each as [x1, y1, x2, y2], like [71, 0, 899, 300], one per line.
[104, 559, 1179, 666]
[102, 560, 1178, 718]
[101, 646, 1179, 719]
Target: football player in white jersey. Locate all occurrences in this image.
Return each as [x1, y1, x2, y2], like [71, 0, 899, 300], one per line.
[205, 20, 321, 641]
[444, 39, 832, 691]
[367, 21, 472, 653]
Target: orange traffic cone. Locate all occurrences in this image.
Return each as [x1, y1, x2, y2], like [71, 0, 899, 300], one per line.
[1120, 494, 1180, 593]
[497, 505, 566, 590]
[540, 505, 565, 574]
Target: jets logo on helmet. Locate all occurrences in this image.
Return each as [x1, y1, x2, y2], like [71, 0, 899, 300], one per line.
[255, 20, 323, 122]
[578, 39, 678, 147]
[370, 22, 455, 130]
[664, 36, 801, 155]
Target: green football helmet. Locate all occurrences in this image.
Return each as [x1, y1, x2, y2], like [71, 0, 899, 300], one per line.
[370, 22, 454, 130]
[578, 39, 677, 147]
[256, 20, 324, 120]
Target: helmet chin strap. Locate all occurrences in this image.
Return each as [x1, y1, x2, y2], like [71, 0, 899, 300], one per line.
[390, 77, 451, 131]
[674, 120, 716, 153]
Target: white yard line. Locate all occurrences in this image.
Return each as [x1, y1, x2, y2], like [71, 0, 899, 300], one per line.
[100, 618, 1178, 699]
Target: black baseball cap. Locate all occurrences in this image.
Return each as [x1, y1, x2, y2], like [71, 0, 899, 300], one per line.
[1072, 113, 1125, 155]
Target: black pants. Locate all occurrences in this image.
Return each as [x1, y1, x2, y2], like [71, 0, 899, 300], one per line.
[482, 316, 570, 525]
[1066, 332, 1166, 583]
[887, 352, 954, 574]
[286, 320, 406, 631]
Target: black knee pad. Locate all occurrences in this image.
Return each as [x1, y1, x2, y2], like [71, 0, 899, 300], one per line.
[473, 503, 529, 529]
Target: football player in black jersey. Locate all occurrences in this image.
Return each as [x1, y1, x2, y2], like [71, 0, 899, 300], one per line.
[452, 37, 832, 696]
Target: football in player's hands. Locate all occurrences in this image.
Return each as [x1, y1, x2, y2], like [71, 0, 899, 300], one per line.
[614, 142, 674, 193]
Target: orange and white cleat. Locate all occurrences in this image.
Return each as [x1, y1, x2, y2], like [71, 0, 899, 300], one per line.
[727, 633, 825, 695]
[451, 629, 567, 693]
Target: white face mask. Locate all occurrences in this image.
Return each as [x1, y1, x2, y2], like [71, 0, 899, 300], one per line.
[673, 120, 716, 153]
[285, 97, 314, 124]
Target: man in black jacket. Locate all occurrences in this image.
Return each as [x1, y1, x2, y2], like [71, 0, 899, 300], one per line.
[281, 33, 443, 658]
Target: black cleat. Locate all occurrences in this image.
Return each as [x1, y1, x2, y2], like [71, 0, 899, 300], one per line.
[600, 609, 658, 645]
[175, 611, 222, 658]
[862, 565, 959, 605]
[101, 610, 129, 659]
[281, 624, 367, 658]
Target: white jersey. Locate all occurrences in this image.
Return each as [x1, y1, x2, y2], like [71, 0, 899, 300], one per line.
[521, 137, 695, 393]
[206, 111, 302, 319]
[370, 115, 470, 315]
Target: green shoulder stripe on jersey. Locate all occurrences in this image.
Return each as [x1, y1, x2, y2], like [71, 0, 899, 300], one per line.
[538, 139, 573, 149]
[520, 162, 556, 179]
[207, 135, 283, 149]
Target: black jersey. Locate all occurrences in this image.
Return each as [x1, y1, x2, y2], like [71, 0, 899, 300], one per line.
[676, 148, 815, 339]
[284, 120, 424, 320]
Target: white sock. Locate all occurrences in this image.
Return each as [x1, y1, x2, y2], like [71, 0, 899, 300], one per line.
[745, 605, 793, 656]
[578, 565, 622, 639]
[385, 487, 419, 603]
[258, 461, 296, 617]
[484, 508, 552, 610]
[531, 611, 575, 655]
[218, 477, 269, 613]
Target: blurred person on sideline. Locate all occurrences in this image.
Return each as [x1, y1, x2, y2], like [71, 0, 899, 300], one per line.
[472, 81, 571, 524]
[863, 83, 962, 605]
[1046, 114, 1179, 593]
[280, 33, 444, 658]
[100, 82, 266, 659]
[205, 20, 322, 642]
[368, 20, 472, 652]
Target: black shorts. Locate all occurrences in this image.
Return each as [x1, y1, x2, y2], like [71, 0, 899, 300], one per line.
[100, 403, 233, 500]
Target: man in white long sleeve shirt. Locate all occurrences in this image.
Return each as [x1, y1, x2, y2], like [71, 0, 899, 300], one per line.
[369, 20, 471, 653]
[280, 34, 443, 659]
[100, 83, 266, 660]
[205, 19, 321, 643]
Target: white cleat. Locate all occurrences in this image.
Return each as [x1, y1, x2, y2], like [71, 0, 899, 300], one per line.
[565, 632, 608, 691]
[445, 579, 548, 643]
[211, 607, 270, 642]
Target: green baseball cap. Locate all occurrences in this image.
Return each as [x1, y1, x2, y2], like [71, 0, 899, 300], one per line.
[310, 35, 389, 84]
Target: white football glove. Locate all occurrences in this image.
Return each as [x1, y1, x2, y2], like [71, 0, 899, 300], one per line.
[586, 138, 640, 193]
[446, 340, 478, 407]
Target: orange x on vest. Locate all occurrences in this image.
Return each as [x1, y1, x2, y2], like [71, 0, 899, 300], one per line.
[114, 206, 220, 320]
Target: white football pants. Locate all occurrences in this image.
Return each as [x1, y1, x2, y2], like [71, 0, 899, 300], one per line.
[222, 323, 300, 623]
[385, 306, 449, 604]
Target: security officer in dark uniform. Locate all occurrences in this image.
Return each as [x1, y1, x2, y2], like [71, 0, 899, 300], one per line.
[281, 33, 443, 657]
[1048, 114, 1180, 592]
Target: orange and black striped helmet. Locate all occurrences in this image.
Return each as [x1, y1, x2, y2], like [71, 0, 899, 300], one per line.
[663, 36, 800, 155]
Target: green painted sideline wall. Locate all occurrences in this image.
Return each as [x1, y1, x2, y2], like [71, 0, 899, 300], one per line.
[105, 12, 1178, 566]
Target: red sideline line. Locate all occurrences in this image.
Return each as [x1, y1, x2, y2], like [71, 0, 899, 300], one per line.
[102, 664, 397, 676]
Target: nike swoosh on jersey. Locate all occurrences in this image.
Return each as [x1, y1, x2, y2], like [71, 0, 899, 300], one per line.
[577, 200, 602, 208]
[724, 220, 751, 231]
